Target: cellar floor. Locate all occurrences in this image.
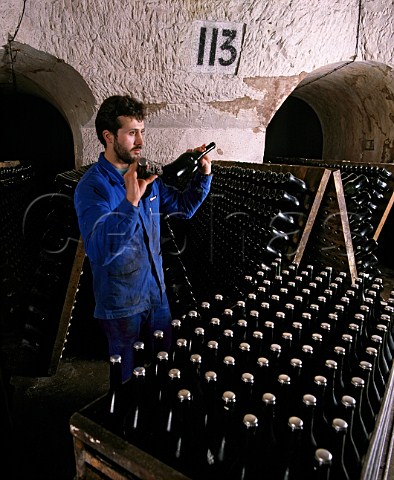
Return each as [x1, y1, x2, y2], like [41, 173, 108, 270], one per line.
[3, 265, 394, 480]
[6, 356, 109, 480]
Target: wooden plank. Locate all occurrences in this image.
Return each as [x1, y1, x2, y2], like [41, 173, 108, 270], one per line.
[360, 362, 394, 480]
[374, 190, 394, 241]
[332, 170, 358, 284]
[70, 410, 191, 480]
[48, 238, 86, 375]
[293, 169, 332, 266]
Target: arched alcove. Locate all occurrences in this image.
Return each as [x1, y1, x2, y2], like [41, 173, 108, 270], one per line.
[264, 60, 394, 271]
[264, 96, 323, 159]
[0, 42, 96, 167]
[264, 60, 394, 164]
[0, 45, 96, 371]
[0, 91, 75, 189]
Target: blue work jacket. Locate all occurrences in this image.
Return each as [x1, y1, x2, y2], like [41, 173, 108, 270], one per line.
[74, 153, 212, 319]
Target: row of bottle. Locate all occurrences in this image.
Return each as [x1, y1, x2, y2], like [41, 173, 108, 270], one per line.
[244, 159, 391, 278]
[0, 161, 35, 186]
[20, 177, 82, 371]
[0, 162, 38, 341]
[104, 260, 393, 479]
[174, 164, 309, 300]
[340, 168, 390, 278]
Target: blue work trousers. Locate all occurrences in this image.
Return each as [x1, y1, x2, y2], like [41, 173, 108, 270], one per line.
[98, 296, 172, 382]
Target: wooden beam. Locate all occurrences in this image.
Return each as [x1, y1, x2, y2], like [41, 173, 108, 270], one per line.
[48, 238, 86, 375]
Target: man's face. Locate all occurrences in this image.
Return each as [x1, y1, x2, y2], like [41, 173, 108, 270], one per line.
[113, 115, 145, 165]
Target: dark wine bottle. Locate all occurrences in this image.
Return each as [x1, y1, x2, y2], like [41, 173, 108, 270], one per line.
[227, 414, 260, 480]
[339, 395, 362, 479]
[137, 142, 216, 182]
[278, 416, 305, 480]
[106, 354, 124, 434]
[329, 418, 350, 480]
[215, 391, 238, 474]
[123, 366, 148, 449]
[312, 448, 332, 480]
[162, 142, 216, 181]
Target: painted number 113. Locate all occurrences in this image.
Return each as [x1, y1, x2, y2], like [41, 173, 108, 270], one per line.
[197, 27, 238, 67]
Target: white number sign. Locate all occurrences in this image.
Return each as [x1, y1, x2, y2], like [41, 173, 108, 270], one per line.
[191, 21, 245, 74]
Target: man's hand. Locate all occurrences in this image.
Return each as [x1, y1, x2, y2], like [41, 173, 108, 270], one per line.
[194, 144, 212, 175]
[124, 162, 157, 206]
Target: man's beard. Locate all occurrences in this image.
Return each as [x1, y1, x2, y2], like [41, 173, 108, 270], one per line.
[114, 137, 139, 165]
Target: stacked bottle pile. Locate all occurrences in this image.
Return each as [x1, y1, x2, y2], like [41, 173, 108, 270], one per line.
[266, 156, 392, 278]
[175, 164, 310, 301]
[161, 218, 198, 318]
[104, 260, 393, 479]
[0, 162, 37, 345]
[340, 166, 391, 277]
[20, 168, 88, 373]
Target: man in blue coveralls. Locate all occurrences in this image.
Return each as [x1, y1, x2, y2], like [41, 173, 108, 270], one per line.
[74, 94, 212, 381]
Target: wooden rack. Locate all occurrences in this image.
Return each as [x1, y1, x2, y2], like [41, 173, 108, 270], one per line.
[211, 161, 359, 282]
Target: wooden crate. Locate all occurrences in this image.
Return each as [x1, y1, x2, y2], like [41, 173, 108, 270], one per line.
[70, 393, 191, 480]
[70, 365, 394, 480]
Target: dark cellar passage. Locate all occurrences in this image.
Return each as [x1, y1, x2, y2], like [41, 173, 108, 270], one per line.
[264, 95, 323, 160]
[0, 92, 75, 188]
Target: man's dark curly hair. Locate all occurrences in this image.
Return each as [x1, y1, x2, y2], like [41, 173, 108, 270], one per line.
[95, 95, 146, 146]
